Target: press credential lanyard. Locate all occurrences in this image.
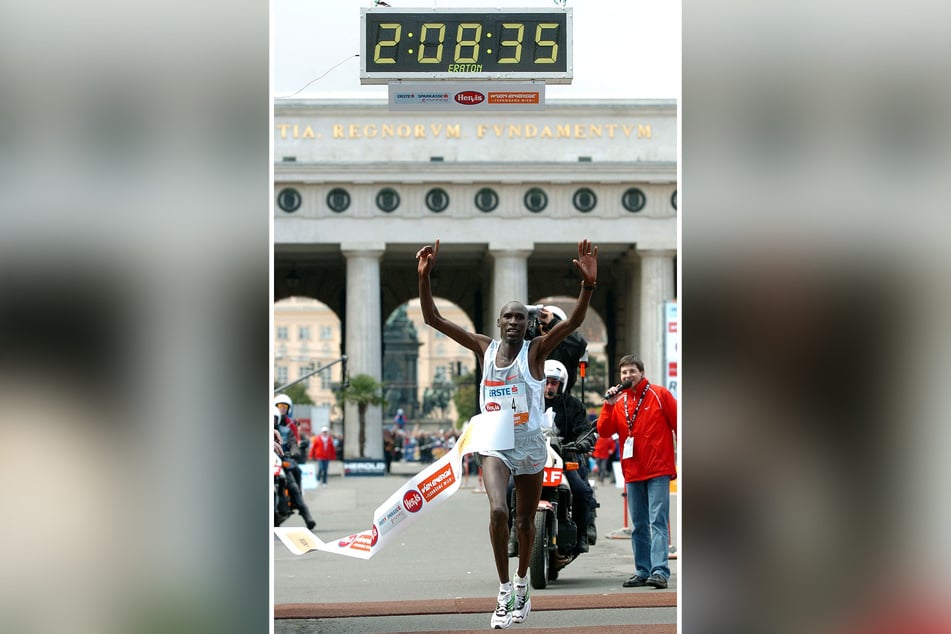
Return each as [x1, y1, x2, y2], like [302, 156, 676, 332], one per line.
[621, 381, 650, 459]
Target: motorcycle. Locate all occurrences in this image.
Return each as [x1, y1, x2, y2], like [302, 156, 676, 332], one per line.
[509, 430, 586, 589]
[274, 450, 292, 526]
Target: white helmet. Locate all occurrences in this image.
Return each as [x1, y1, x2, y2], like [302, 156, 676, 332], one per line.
[544, 359, 568, 394]
[273, 393, 293, 414]
[545, 305, 568, 322]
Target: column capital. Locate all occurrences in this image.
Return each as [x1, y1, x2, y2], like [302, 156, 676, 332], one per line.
[635, 246, 677, 258]
[341, 242, 385, 258]
[488, 241, 534, 255]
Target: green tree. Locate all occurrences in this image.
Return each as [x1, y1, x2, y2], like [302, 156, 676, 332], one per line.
[452, 370, 478, 429]
[338, 373, 387, 457]
[274, 381, 314, 406]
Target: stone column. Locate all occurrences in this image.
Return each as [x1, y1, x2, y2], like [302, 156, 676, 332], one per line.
[487, 243, 532, 336]
[637, 249, 676, 384]
[342, 244, 385, 460]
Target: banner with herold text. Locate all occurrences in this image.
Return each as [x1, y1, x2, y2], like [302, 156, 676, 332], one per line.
[274, 410, 514, 559]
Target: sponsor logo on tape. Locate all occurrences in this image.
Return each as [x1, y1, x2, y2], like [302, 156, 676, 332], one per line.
[418, 462, 457, 502]
[403, 489, 424, 513]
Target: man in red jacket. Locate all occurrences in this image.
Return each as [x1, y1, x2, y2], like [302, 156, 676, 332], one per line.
[598, 354, 677, 589]
[308, 426, 337, 487]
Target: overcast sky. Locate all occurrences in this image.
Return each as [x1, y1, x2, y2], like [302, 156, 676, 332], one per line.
[273, 0, 680, 100]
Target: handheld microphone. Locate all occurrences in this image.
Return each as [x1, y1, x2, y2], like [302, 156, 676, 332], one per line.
[604, 379, 633, 399]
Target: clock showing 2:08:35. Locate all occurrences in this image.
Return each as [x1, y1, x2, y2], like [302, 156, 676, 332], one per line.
[360, 8, 572, 84]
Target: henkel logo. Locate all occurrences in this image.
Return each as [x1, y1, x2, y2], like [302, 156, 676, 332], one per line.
[403, 489, 424, 513]
[338, 534, 356, 547]
[485, 401, 501, 411]
[454, 91, 485, 105]
[370, 524, 379, 546]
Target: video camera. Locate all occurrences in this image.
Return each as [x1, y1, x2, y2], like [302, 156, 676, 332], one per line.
[525, 304, 547, 340]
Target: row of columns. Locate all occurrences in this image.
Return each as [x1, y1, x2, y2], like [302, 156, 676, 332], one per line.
[339, 242, 675, 460]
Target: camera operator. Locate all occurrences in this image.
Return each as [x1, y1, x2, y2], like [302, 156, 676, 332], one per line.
[526, 305, 588, 396]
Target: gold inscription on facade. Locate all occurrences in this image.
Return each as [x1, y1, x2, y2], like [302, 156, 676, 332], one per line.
[276, 123, 317, 139]
[278, 122, 653, 140]
[331, 123, 464, 139]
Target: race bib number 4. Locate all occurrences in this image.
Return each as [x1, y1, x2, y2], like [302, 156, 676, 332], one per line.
[484, 382, 529, 424]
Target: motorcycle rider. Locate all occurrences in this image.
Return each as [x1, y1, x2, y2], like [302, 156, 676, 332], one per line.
[273, 402, 316, 530]
[543, 360, 597, 554]
[273, 407, 290, 526]
[273, 394, 304, 491]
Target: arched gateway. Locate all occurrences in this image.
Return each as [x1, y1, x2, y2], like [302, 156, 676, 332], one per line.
[275, 99, 677, 460]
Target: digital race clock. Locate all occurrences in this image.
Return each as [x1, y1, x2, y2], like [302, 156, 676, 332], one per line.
[360, 8, 572, 84]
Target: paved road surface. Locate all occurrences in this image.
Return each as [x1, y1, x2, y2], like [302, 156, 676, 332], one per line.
[274, 460, 678, 632]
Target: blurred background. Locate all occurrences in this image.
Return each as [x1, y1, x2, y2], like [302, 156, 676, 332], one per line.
[683, 0, 951, 632]
[0, 0, 268, 632]
[2, 0, 951, 632]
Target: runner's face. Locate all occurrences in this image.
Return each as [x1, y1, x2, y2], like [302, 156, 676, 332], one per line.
[497, 303, 528, 342]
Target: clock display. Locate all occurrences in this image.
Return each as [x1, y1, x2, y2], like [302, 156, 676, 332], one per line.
[361, 8, 572, 84]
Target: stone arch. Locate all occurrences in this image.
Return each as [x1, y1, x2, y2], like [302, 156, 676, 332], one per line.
[273, 295, 346, 431]
[384, 297, 478, 430]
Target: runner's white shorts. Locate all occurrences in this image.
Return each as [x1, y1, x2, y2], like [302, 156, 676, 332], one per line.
[480, 427, 547, 476]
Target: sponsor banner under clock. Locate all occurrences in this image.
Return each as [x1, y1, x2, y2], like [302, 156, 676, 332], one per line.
[389, 82, 545, 112]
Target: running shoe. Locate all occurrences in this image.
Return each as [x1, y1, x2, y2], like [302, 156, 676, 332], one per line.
[512, 578, 531, 623]
[490, 588, 514, 629]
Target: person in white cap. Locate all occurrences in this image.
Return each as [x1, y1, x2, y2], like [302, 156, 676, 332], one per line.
[308, 424, 336, 487]
[532, 305, 588, 396]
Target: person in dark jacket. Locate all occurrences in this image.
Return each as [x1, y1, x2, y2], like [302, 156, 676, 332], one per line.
[543, 359, 597, 554]
[272, 406, 316, 531]
[529, 305, 588, 396]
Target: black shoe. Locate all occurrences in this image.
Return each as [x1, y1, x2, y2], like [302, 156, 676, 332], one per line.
[587, 522, 597, 546]
[575, 540, 589, 554]
[646, 574, 668, 589]
[622, 575, 649, 588]
[306, 519, 316, 531]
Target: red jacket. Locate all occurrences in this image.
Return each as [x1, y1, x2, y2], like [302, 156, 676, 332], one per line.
[592, 434, 616, 460]
[308, 433, 336, 461]
[597, 378, 677, 482]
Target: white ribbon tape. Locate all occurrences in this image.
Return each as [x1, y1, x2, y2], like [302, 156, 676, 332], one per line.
[275, 410, 514, 559]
